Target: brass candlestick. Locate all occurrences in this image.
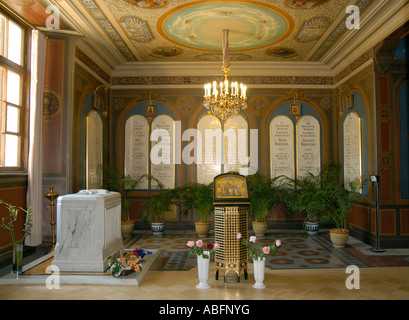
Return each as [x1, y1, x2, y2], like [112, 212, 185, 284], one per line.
[45, 186, 59, 253]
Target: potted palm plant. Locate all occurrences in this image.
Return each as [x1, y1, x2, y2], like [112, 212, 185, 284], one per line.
[325, 176, 360, 248]
[176, 182, 214, 237]
[246, 172, 286, 237]
[285, 172, 328, 236]
[141, 189, 176, 236]
[102, 164, 162, 238]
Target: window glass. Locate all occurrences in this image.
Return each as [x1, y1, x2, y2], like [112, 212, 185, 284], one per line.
[0, 15, 6, 58]
[5, 134, 18, 167]
[6, 105, 19, 133]
[0, 14, 27, 169]
[6, 70, 21, 105]
[0, 67, 5, 101]
[7, 20, 22, 65]
[0, 102, 4, 132]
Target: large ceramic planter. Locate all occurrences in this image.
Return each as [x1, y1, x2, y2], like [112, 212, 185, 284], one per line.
[305, 221, 319, 236]
[151, 222, 165, 236]
[195, 221, 211, 238]
[252, 257, 266, 289]
[121, 221, 135, 239]
[196, 251, 210, 289]
[329, 228, 350, 248]
[252, 221, 268, 237]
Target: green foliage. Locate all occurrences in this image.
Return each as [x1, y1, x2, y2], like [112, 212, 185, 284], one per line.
[186, 240, 219, 259]
[285, 163, 360, 229]
[246, 172, 288, 222]
[175, 182, 214, 223]
[102, 164, 163, 221]
[241, 235, 281, 260]
[141, 189, 176, 224]
[0, 201, 32, 245]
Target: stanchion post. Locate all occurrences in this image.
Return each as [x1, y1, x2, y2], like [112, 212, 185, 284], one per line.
[369, 175, 384, 253]
[45, 186, 59, 253]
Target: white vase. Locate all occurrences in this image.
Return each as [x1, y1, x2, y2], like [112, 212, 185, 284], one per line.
[196, 251, 210, 289]
[252, 257, 266, 289]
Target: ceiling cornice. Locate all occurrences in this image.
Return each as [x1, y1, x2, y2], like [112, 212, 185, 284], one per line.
[326, 0, 409, 74]
[54, 0, 123, 71]
[112, 61, 333, 78]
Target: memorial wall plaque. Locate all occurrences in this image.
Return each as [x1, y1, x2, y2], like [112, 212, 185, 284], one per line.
[151, 115, 175, 189]
[125, 115, 149, 189]
[224, 115, 248, 173]
[343, 112, 362, 192]
[86, 111, 103, 189]
[270, 116, 295, 179]
[197, 115, 222, 184]
[297, 115, 321, 178]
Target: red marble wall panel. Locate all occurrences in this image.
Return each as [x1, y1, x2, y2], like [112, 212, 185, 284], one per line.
[379, 209, 396, 235]
[381, 168, 391, 202]
[349, 205, 370, 232]
[401, 210, 409, 235]
[379, 76, 389, 105]
[380, 123, 390, 153]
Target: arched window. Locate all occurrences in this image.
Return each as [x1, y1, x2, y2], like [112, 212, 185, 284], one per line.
[297, 115, 321, 178]
[86, 110, 103, 189]
[269, 101, 322, 180]
[270, 115, 294, 179]
[224, 115, 249, 173]
[124, 114, 149, 189]
[197, 114, 222, 184]
[196, 113, 250, 184]
[341, 91, 368, 196]
[123, 102, 176, 189]
[151, 114, 175, 189]
[80, 92, 105, 189]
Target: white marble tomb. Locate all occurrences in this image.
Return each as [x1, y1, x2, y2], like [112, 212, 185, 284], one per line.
[52, 189, 123, 272]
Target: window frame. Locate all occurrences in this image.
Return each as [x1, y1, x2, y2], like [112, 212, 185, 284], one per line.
[0, 10, 30, 173]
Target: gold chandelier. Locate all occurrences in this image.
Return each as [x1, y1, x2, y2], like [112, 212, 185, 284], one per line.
[203, 30, 247, 121]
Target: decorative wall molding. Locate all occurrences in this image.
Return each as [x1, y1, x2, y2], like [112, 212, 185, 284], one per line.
[111, 75, 334, 87]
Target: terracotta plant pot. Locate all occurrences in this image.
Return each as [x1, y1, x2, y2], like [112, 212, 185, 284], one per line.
[121, 221, 135, 239]
[195, 221, 211, 238]
[252, 221, 268, 237]
[329, 228, 350, 248]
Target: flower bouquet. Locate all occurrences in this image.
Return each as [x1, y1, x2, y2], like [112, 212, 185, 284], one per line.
[107, 248, 149, 277]
[237, 233, 281, 260]
[237, 233, 281, 289]
[186, 240, 220, 259]
[187, 240, 220, 289]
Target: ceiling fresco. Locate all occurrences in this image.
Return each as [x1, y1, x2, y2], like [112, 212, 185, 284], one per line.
[0, 0, 379, 64]
[78, 0, 375, 63]
[157, 2, 293, 51]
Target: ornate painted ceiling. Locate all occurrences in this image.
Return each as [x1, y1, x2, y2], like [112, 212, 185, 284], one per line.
[1, 0, 408, 75]
[77, 0, 372, 63]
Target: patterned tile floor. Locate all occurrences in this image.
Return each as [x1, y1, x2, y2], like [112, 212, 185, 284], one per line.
[125, 229, 409, 272]
[0, 229, 408, 300]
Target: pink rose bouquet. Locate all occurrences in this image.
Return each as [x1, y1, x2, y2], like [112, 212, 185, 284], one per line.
[239, 233, 281, 260]
[187, 239, 220, 259]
